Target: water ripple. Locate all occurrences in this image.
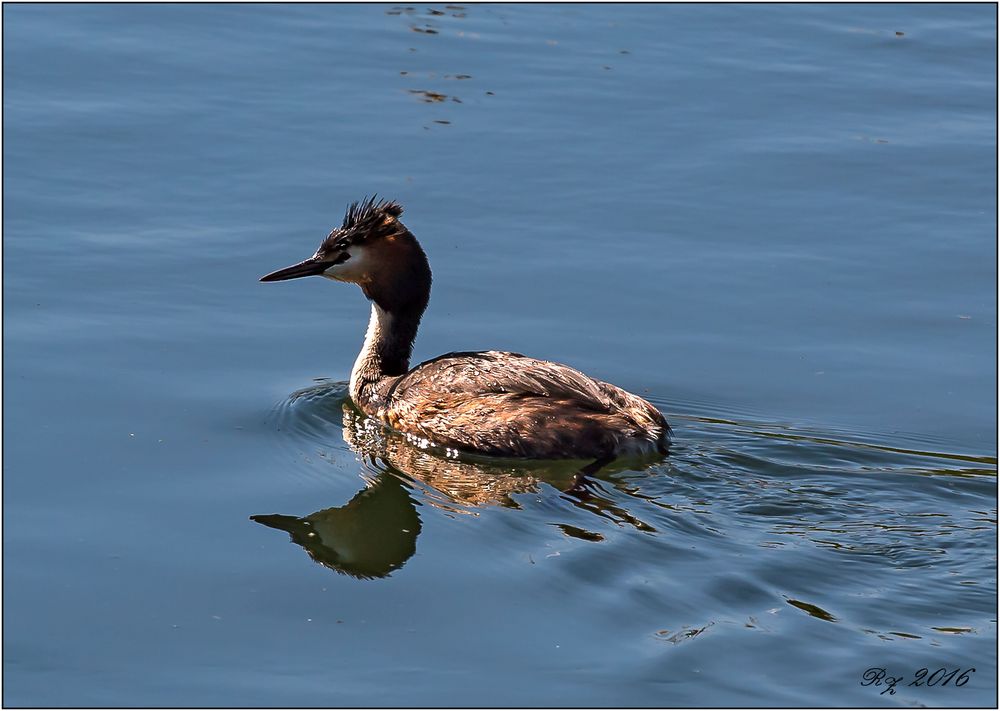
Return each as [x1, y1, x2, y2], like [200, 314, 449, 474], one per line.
[256, 381, 995, 687]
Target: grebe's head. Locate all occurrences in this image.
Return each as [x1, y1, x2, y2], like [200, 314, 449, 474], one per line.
[261, 197, 431, 313]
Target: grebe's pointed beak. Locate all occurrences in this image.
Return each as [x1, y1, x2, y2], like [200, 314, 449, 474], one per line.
[260, 257, 327, 282]
[249, 513, 301, 531]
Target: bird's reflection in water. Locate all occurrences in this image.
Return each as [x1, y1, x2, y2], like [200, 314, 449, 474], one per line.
[251, 471, 419, 579]
[253, 385, 660, 578]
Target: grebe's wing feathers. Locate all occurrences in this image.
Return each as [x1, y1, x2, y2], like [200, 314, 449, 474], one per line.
[380, 351, 669, 459]
[388, 351, 618, 410]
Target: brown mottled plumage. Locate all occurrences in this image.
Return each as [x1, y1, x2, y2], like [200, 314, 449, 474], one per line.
[261, 198, 670, 462]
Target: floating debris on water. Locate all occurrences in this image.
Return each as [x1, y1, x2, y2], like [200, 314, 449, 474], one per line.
[556, 524, 604, 542]
[409, 89, 448, 102]
[411, 25, 439, 34]
[932, 626, 975, 634]
[654, 623, 714, 644]
[786, 598, 837, 622]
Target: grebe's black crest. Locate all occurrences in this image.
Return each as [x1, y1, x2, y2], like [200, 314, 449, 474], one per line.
[326, 196, 405, 249]
[306, 196, 407, 260]
[343, 196, 403, 228]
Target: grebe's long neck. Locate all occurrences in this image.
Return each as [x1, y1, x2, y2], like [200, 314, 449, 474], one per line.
[349, 303, 421, 407]
[348, 232, 431, 411]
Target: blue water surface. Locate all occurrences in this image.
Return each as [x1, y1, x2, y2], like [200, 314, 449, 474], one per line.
[3, 3, 996, 707]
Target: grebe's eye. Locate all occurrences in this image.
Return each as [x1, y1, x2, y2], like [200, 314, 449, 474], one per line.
[334, 240, 350, 251]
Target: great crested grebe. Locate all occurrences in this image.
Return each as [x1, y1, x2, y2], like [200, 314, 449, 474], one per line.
[261, 198, 670, 463]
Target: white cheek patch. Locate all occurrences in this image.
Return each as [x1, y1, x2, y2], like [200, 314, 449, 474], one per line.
[322, 262, 344, 281]
[322, 246, 371, 282]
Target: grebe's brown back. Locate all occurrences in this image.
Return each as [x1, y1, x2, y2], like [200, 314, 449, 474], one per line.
[261, 198, 670, 461]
